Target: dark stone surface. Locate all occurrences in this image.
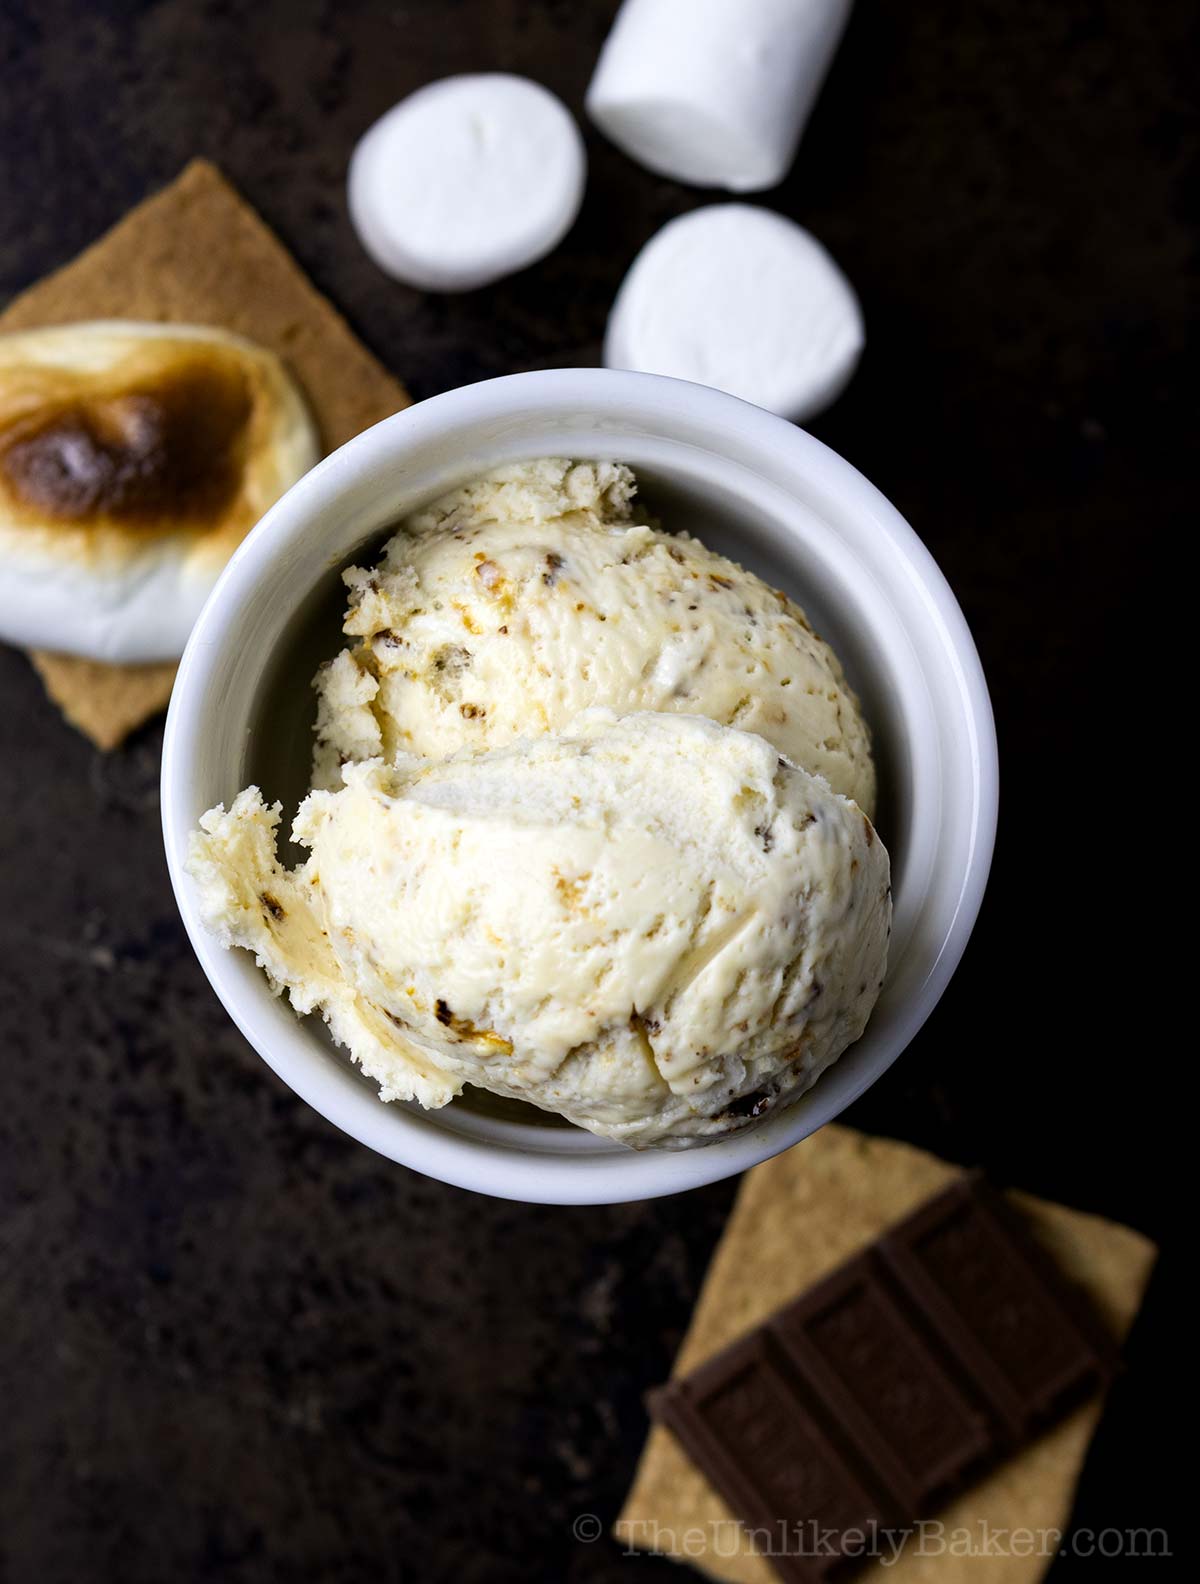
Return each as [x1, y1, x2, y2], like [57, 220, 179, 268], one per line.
[0, 2, 1188, 1579]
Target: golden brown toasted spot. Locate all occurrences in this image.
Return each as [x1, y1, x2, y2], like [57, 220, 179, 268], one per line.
[450, 600, 482, 634]
[0, 349, 254, 532]
[474, 556, 505, 591]
[553, 868, 591, 911]
[432, 997, 513, 1054]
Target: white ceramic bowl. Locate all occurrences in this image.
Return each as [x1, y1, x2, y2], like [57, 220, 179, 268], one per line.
[162, 369, 997, 1205]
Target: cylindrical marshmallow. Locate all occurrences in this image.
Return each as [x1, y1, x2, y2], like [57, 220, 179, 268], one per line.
[604, 204, 864, 424]
[348, 74, 587, 293]
[586, 0, 853, 192]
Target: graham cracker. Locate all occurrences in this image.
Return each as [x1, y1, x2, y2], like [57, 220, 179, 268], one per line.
[27, 651, 180, 753]
[0, 159, 410, 749]
[616, 1125, 1157, 1584]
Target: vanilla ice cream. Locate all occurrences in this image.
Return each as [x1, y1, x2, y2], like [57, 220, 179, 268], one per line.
[188, 712, 890, 1148]
[312, 459, 875, 816]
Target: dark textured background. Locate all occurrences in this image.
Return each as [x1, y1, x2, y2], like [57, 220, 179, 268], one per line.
[0, 2, 1189, 1580]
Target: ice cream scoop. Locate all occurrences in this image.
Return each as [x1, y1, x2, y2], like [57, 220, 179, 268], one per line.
[312, 459, 875, 815]
[188, 711, 891, 1148]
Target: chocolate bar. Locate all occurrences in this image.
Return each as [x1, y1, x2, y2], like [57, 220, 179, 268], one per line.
[653, 1332, 899, 1584]
[650, 1174, 1116, 1584]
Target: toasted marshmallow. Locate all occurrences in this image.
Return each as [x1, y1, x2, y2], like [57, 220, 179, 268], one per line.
[0, 321, 319, 664]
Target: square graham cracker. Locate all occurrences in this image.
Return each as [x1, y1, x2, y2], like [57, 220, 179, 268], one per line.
[616, 1125, 1157, 1584]
[1, 159, 410, 749]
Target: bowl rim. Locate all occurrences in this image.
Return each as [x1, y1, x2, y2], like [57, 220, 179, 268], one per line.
[162, 368, 998, 1205]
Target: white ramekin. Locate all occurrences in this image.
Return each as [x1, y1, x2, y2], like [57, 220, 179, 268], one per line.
[162, 369, 997, 1205]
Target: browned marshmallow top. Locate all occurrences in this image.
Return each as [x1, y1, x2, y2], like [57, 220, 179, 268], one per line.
[0, 321, 319, 663]
[0, 339, 271, 550]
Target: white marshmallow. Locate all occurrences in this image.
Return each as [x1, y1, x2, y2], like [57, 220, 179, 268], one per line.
[0, 321, 319, 664]
[586, 0, 852, 191]
[604, 204, 863, 424]
[348, 74, 587, 293]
